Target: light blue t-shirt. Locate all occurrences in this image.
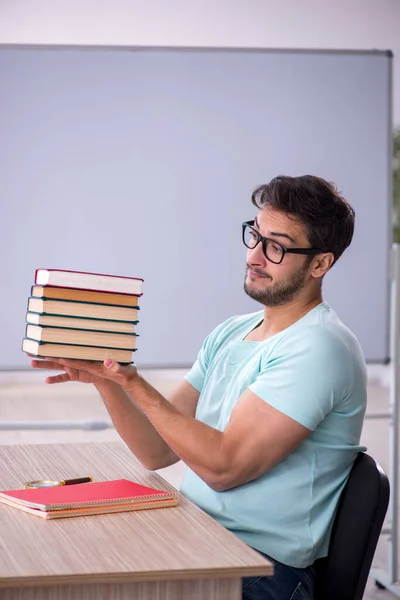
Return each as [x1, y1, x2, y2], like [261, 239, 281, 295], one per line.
[180, 302, 367, 568]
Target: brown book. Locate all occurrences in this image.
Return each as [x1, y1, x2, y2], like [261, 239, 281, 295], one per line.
[25, 324, 137, 350]
[26, 312, 136, 334]
[27, 297, 139, 322]
[22, 338, 134, 363]
[31, 285, 140, 308]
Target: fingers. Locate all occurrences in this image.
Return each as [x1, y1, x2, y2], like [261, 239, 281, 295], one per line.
[57, 358, 134, 381]
[56, 358, 102, 373]
[103, 360, 138, 386]
[30, 359, 66, 371]
[45, 373, 71, 385]
[30, 356, 138, 388]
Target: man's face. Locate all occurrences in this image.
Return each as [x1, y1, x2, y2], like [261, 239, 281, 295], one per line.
[244, 206, 314, 307]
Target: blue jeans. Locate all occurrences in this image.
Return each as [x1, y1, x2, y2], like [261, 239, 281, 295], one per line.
[242, 550, 316, 600]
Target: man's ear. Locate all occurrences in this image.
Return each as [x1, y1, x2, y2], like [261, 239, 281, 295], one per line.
[310, 252, 335, 278]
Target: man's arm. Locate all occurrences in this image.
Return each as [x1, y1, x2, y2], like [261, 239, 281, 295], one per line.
[96, 378, 200, 470]
[51, 358, 311, 491]
[120, 372, 311, 490]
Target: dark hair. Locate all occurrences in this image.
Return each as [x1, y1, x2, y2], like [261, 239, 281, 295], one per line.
[251, 175, 355, 264]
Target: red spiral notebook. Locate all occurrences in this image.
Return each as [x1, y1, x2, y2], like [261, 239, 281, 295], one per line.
[0, 479, 178, 520]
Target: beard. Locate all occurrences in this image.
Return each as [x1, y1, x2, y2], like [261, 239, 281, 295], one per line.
[244, 263, 309, 307]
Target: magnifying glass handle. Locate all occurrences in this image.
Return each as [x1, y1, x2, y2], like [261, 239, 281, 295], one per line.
[61, 477, 93, 486]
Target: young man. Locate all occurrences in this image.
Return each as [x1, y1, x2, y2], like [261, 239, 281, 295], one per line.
[30, 175, 367, 600]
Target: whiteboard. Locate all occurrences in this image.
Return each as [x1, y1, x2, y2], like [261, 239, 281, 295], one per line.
[0, 47, 392, 368]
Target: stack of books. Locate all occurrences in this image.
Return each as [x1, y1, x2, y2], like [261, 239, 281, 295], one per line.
[22, 269, 143, 364]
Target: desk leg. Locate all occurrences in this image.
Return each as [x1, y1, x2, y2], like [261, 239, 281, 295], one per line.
[1, 577, 242, 599]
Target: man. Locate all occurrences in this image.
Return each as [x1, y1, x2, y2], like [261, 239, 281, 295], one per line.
[30, 175, 367, 600]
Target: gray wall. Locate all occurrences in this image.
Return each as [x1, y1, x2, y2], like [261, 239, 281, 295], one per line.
[0, 48, 392, 368]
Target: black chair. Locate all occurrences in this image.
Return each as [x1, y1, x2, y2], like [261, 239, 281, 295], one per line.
[314, 452, 390, 600]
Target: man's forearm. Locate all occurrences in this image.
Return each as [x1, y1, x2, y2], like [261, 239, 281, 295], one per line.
[95, 380, 179, 469]
[125, 375, 229, 490]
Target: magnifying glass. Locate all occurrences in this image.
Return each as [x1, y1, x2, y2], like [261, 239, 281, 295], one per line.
[24, 477, 92, 489]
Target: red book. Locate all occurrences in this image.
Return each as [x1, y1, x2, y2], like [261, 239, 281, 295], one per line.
[35, 269, 144, 296]
[0, 479, 177, 520]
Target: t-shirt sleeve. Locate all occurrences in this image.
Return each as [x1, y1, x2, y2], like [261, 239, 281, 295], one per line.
[249, 326, 353, 430]
[184, 315, 239, 393]
[184, 336, 210, 393]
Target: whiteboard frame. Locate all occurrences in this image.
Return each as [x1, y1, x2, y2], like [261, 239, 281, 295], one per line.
[0, 45, 393, 368]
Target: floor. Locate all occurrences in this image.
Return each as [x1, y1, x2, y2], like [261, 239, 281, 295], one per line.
[0, 368, 399, 599]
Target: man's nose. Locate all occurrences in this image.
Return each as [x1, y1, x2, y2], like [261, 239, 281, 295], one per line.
[247, 241, 266, 264]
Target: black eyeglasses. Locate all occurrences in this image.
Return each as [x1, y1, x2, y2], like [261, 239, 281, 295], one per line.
[242, 221, 322, 265]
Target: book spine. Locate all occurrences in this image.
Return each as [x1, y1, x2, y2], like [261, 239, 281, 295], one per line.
[29, 324, 139, 337]
[24, 337, 138, 351]
[35, 269, 144, 283]
[31, 286, 141, 307]
[26, 311, 139, 325]
[30, 297, 140, 310]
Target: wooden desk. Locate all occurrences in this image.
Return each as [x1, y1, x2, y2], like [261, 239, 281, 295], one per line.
[0, 442, 273, 599]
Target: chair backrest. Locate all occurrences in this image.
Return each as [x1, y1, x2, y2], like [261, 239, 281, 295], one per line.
[314, 452, 390, 600]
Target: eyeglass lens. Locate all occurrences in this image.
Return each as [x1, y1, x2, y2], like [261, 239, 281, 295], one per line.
[243, 224, 284, 264]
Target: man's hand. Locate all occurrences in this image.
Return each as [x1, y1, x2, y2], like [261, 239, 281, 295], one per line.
[29, 356, 138, 389]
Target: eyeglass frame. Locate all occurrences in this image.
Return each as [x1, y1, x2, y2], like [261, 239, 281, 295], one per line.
[242, 220, 323, 265]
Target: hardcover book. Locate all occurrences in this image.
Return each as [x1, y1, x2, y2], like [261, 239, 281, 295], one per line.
[26, 312, 137, 334]
[27, 298, 139, 322]
[22, 339, 134, 363]
[25, 324, 138, 350]
[35, 269, 144, 296]
[31, 285, 140, 308]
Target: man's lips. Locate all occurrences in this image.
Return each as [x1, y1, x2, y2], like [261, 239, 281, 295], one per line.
[247, 267, 270, 279]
